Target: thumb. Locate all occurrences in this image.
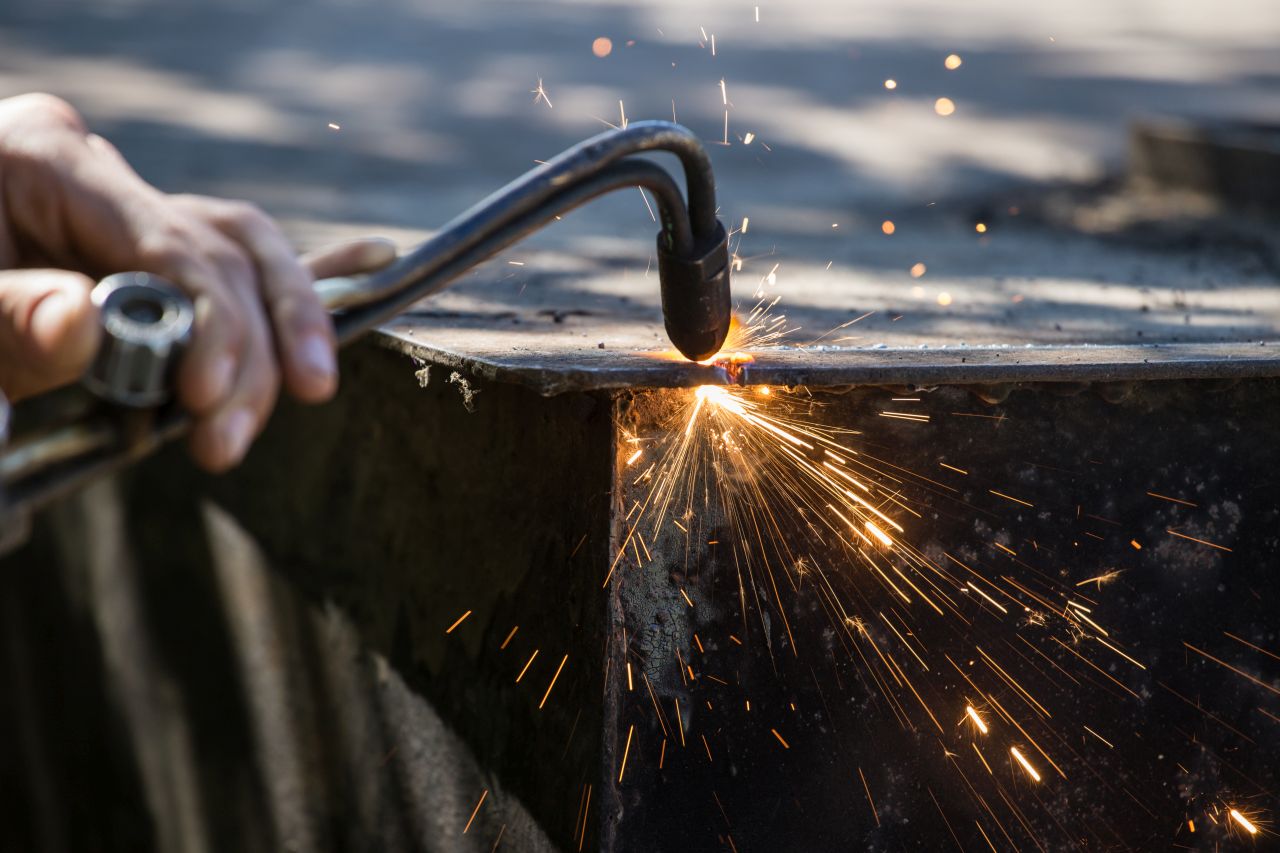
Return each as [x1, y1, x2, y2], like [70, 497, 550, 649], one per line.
[0, 269, 100, 400]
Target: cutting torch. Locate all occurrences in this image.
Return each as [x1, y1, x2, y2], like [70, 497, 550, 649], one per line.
[0, 121, 732, 552]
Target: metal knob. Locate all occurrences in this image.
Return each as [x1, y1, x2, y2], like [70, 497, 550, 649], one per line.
[83, 272, 195, 408]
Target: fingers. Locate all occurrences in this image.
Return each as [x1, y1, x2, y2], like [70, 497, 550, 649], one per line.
[177, 196, 338, 404]
[175, 238, 280, 473]
[301, 237, 398, 280]
[165, 203, 399, 471]
[122, 203, 277, 471]
[0, 95, 401, 472]
[0, 269, 99, 400]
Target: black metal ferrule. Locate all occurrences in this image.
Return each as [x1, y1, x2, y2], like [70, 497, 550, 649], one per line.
[657, 219, 732, 362]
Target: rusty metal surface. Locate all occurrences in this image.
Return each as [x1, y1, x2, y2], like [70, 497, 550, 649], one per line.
[370, 223, 1280, 394]
[379, 330, 1280, 396]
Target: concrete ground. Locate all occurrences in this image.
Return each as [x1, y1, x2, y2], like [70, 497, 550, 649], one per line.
[1, 0, 1278, 258]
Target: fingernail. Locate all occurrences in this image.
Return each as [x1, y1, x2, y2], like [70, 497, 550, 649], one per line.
[297, 333, 337, 386]
[220, 408, 256, 466]
[360, 240, 397, 269]
[208, 353, 236, 402]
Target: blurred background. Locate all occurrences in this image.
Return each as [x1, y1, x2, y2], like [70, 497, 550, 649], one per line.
[2, 0, 1278, 247]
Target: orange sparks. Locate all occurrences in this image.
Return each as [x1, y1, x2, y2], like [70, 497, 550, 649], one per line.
[625, 449, 643, 466]
[539, 655, 569, 709]
[858, 767, 881, 826]
[865, 521, 894, 548]
[592, 37, 613, 57]
[910, 262, 927, 278]
[1083, 726, 1114, 748]
[618, 724, 634, 782]
[881, 220, 896, 235]
[1010, 747, 1041, 782]
[974, 222, 987, 233]
[989, 489, 1033, 508]
[940, 462, 968, 475]
[1130, 539, 1142, 550]
[1147, 490, 1197, 507]
[463, 789, 488, 834]
[1075, 570, 1122, 590]
[965, 705, 989, 734]
[516, 650, 539, 683]
[771, 728, 791, 749]
[326, 122, 341, 130]
[500, 625, 519, 649]
[680, 588, 695, 607]
[1229, 809, 1259, 835]
[1166, 528, 1232, 552]
[1185, 643, 1280, 696]
[445, 610, 472, 634]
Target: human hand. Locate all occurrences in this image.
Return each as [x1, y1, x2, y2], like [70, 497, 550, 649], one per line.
[0, 93, 396, 470]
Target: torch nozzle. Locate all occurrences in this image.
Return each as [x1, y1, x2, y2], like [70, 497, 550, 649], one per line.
[658, 220, 733, 362]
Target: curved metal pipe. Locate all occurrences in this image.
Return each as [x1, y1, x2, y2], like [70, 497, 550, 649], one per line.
[331, 157, 690, 342]
[2, 159, 695, 515]
[315, 121, 714, 316]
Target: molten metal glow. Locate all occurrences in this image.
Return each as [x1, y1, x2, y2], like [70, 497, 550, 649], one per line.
[965, 705, 989, 735]
[1229, 809, 1259, 835]
[1010, 747, 1041, 783]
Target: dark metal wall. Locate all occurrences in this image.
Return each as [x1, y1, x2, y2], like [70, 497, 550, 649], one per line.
[0, 342, 615, 852]
[606, 379, 1280, 852]
[2, 350, 1277, 852]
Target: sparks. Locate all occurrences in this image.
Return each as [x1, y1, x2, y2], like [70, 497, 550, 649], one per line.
[445, 610, 472, 634]
[965, 705, 989, 734]
[531, 78, 554, 109]
[1229, 809, 1259, 835]
[1010, 747, 1041, 783]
